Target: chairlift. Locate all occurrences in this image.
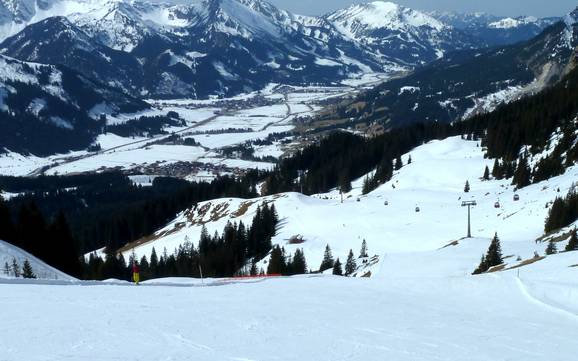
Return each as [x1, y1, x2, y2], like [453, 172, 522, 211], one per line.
[494, 201, 500, 209]
[357, 198, 360, 202]
[415, 206, 420, 212]
[513, 194, 520, 201]
[384, 200, 389, 206]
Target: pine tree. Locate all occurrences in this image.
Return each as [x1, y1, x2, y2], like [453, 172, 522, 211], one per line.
[250, 260, 258, 276]
[483, 166, 490, 181]
[565, 229, 578, 251]
[408, 155, 412, 164]
[21, 259, 36, 279]
[345, 249, 356, 276]
[319, 244, 334, 272]
[360, 239, 368, 258]
[473, 233, 503, 274]
[291, 249, 307, 275]
[486, 233, 503, 267]
[332, 258, 343, 276]
[545, 240, 558, 255]
[3, 261, 10, 276]
[492, 159, 503, 180]
[267, 245, 286, 275]
[464, 180, 470, 193]
[512, 156, 531, 188]
[11, 258, 20, 278]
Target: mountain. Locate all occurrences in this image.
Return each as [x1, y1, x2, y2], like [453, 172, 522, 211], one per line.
[0, 54, 149, 155]
[326, 10, 578, 129]
[0, 0, 484, 99]
[325, 1, 477, 66]
[0, 16, 145, 96]
[429, 11, 559, 46]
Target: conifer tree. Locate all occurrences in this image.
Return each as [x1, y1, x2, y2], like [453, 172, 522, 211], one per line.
[473, 233, 503, 274]
[291, 249, 307, 275]
[332, 258, 343, 276]
[21, 259, 36, 279]
[267, 245, 286, 275]
[486, 233, 503, 267]
[319, 244, 334, 272]
[345, 249, 356, 276]
[464, 180, 470, 193]
[483, 166, 490, 181]
[250, 260, 258, 276]
[565, 229, 578, 252]
[11, 258, 20, 278]
[492, 159, 502, 180]
[512, 156, 531, 188]
[408, 155, 412, 164]
[360, 240, 368, 258]
[3, 261, 9, 276]
[545, 240, 558, 255]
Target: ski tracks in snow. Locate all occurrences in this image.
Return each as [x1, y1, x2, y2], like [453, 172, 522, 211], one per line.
[515, 276, 578, 321]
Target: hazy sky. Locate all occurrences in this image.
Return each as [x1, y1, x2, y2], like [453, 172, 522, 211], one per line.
[266, 0, 577, 17]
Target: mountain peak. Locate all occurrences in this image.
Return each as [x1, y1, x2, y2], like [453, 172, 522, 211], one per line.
[327, 1, 446, 33]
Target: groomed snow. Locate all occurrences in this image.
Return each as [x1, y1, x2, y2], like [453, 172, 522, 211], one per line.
[1, 271, 578, 360]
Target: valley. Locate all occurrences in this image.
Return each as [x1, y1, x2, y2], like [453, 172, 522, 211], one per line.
[1, 1, 578, 360]
[0, 73, 391, 179]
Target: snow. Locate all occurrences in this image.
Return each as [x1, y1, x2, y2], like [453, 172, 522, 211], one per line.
[489, 16, 539, 29]
[1, 270, 578, 360]
[121, 136, 578, 276]
[328, 1, 446, 41]
[0, 239, 74, 280]
[3, 135, 578, 359]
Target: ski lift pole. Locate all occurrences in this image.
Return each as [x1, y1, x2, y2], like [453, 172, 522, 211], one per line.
[461, 200, 477, 238]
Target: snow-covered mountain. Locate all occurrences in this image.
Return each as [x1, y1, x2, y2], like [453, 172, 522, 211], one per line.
[0, 238, 75, 280]
[335, 8, 578, 129]
[0, 54, 148, 155]
[325, 1, 476, 65]
[429, 10, 559, 46]
[0, 16, 145, 95]
[0, 0, 486, 99]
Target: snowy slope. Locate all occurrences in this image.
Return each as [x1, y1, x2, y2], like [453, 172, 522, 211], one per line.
[0, 238, 75, 280]
[1, 266, 578, 360]
[324, 1, 476, 65]
[119, 136, 578, 275]
[429, 10, 559, 46]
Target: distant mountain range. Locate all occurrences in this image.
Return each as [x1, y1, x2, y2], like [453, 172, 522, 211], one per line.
[0, 0, 560, 99]
[332, 8, 578, 129]
[0, 0, 571, 155]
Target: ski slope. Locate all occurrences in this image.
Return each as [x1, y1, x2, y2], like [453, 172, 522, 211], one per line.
[0, 239, 75, 280]
[1, 271, 578, 361]
[3, 136, 578, 360]
[120, 136, 578, 274]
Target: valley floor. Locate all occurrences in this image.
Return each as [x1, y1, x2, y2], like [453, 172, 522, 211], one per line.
[1, 271, 577, 361]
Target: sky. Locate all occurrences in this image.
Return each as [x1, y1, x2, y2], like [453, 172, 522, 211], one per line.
[266, 0, 577, 17]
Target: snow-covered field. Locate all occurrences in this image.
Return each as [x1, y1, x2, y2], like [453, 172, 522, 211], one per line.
[0, 81, 366, 178]
[2, 136, 578, 360]
[1, 269, 578, 360]
[122, 136, 578, 274]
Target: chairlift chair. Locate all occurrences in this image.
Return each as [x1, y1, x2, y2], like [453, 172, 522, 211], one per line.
[513, 194, 520, 201]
